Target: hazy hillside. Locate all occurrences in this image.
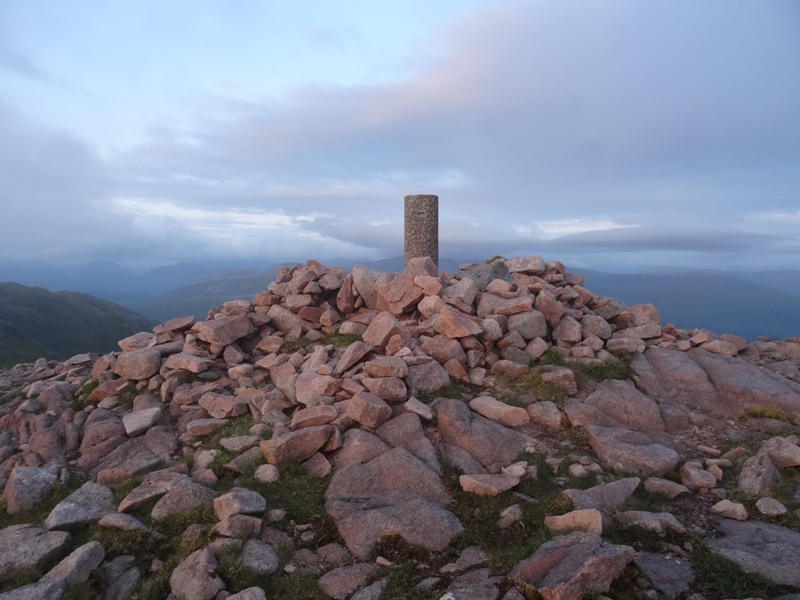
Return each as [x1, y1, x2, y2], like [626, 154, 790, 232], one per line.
[580, 270, 800, 341]
[0, 283, 156, 368]
[127, 258, 468, 322]
[0, 259, 271, 304]
[6, 256, 800, 343]
[128, 267, 284, 321]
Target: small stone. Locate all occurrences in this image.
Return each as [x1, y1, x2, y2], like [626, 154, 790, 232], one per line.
[679, 463, 717, 491]
[254, 464, 280, 484]
[404, 397, 434, 421]
[98, 513, 152, 533]
[122, 407, 162, 437]
[0, 524, 71, 583]
[710, 499, 748, 521]
[268, 509, 286, 522]
[214, 488, 267, 521]
[498, 504, 523, 529]
[544, 509, 603, 535]
[459, 473, 520, 496]
[439, 546, 488, 575]
[738, 453, 780, 496]
[469, 396, 529, 428]
[755, 497, 787, 516]
[186, 418, 228, 436]
[239, 539, 280, 575]
[616, 511, 686, 535]
[227, 588, 268, 600]
[526, 401, 564, 430]
[169, 548, 224, 600]
[346, 392, 393, 428]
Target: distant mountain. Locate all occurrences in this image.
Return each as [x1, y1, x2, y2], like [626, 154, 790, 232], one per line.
[727, 269, 800, 298]
[0, 283, 156, 368]
[11, 256, 798, 342]
[126, 257, 468, 322]
[0, 259, 275, 304]
[128, 267, 285, 322]
[579, 270, 800, 341]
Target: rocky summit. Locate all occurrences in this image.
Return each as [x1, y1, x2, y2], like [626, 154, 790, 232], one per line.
[0, 255, 799, 600]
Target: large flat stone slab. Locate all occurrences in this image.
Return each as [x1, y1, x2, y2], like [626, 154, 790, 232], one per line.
[43, 482, 116, 530]
[585, 425, 680, 476]
[707, 518, 800, 587]
[0, 524, 71, 582]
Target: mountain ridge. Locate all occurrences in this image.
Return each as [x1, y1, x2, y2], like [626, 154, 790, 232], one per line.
[0, 282, 155, 368]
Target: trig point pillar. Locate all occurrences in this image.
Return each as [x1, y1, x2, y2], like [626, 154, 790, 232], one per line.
[404, 194, 438, 269]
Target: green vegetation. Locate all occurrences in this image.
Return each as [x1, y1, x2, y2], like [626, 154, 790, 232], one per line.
[256, 571, 328, 600]
[538, 347, 631, 384]
[495, 368, 569, 404]
[77, 378, 99, 401]
[238, 462, 340, 548]
[493, 350, 630, 406]
[323, 332, 363, 347]
[62, 571, 106, 600]
[279, 337, 315, 354]
[689, 538, 794, 599]
[416, 381, 479, 404]
[206, 416, 260, 448]
[742, 406, 793, 423]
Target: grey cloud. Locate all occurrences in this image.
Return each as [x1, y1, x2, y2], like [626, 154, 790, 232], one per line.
[119, 1, 800, 218]
[0, 103, 218, 263]
[5, 1, 800, 270]
[0, 44, 51, 82]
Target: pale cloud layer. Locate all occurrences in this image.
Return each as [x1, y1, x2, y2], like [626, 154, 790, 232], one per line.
[0, 1, 798, 271]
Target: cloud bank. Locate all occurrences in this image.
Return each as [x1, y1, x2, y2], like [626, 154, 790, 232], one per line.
[1, 1, 799, 270]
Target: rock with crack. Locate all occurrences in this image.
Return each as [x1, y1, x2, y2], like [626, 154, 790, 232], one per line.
[325, 447, 463, 558]
[435, 398, 530, 469]
[509, 531, 634, 600]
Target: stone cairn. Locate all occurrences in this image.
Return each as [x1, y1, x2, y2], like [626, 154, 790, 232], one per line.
[1, 255, 800, 599]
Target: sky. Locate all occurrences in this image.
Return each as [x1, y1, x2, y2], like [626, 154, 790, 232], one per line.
[1, 0, 799, 274]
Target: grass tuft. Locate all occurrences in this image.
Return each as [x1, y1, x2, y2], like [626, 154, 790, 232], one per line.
[238, 461, 341, 547]
[279, 337, 314, 354]
[742, 406, 793, 423]
[323, 332, 363, 347]
[416, 381, 479, 404]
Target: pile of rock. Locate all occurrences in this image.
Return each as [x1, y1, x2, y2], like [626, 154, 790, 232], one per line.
[0, 255, 799, 599]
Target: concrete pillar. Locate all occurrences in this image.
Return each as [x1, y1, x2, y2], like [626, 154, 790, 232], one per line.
[404, 194, 438, 269]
